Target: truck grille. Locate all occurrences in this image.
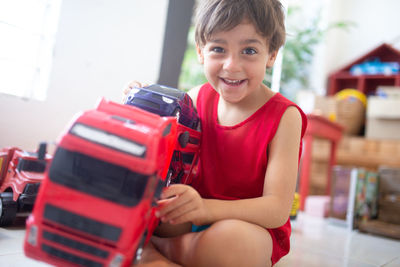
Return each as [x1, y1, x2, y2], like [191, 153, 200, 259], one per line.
[42, 243, 103, 267]
[44, 204, 121, 242]
[43, 231, 109, 259]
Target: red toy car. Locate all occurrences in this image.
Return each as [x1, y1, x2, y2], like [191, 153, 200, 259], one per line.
[0, 144, 50, 226]
[24, 98, 200, 267]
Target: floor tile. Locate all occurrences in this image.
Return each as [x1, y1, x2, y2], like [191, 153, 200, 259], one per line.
[1, 212, 400, 266]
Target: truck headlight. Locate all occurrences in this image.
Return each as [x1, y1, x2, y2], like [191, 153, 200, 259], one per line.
[109, 253, 124, 267]
[27, 225, 38, 246]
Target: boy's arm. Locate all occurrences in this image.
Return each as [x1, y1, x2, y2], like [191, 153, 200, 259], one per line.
[187, 85, 202, 109]
[158, 106, 303, 229]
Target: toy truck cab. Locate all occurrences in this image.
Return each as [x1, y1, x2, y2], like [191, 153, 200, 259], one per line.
[125, 84, 200, 130]
[24, 98, 178, 267]
[0, 144, 50, 226]
[125, 84, 201, 186]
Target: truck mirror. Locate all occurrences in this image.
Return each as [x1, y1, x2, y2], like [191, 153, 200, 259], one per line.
[37, 142, 47, 160]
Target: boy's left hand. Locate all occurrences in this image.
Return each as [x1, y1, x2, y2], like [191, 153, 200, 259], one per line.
[155, 184, 211, 226]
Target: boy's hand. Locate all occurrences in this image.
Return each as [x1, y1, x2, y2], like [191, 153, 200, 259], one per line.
[122, 81, 149, 102]
[156, 184, 212, 226]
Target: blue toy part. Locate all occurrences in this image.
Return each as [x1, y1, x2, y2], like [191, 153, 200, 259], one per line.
[125, 84, 200, 130]
[350, 58, 400, 76]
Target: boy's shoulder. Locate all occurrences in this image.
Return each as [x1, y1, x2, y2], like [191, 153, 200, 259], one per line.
[188, 83, 211, 108]
[187, 84, 204, 109]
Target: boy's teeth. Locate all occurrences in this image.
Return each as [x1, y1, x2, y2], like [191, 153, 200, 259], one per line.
[224, 79, 241, 84]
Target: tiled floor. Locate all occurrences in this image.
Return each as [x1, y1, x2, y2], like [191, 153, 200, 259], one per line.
[1, 213, 399, 266]
[276, 213, 400, 267]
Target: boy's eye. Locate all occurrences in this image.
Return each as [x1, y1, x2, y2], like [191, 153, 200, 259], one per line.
[211, 47, 224, 53]
[243, 48, 257, 55]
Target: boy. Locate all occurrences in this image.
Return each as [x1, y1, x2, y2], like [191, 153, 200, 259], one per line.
[127, 0, 307, 266]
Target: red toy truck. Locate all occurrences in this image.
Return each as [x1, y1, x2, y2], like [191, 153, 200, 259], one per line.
[24, 98, 200, 267]
[0, 144, 50, 226]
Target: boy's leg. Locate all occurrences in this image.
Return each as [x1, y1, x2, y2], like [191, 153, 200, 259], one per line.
[135, 241, 182, 267]
[152, 219, 273, 267]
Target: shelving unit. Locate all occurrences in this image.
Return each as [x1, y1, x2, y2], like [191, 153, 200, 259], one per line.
[327, 43, 400, 96]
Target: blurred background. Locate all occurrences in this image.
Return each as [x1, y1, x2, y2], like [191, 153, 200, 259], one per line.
[0, 0, 399, 150]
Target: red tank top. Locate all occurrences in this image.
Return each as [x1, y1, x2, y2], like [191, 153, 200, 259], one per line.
[191, 83, 307, 265]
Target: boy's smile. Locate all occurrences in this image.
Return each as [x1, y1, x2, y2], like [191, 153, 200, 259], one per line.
[197, 20, 277, 105]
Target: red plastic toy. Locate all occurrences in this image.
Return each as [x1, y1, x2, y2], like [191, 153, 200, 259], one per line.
[24, 98, 200, 267]
[0, 144, 51, 226]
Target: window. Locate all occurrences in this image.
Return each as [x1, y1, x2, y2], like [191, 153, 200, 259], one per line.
[0, 0, 62, 100]
[49, 148, 150, 207]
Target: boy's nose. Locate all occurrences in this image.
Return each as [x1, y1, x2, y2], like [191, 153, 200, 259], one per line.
[223, 54, 241, 73]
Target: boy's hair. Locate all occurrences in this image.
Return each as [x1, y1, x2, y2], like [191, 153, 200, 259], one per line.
[194, 0, 286, 53]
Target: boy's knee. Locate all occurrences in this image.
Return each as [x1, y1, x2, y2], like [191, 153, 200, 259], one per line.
[197, 219, 272, 266]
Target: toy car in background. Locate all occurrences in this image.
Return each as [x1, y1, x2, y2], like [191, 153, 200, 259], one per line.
[350, 58, 400, 76]
[0, 144, 51, 226]
[24, 98, 200, 267]
[125, 84, 200, 130]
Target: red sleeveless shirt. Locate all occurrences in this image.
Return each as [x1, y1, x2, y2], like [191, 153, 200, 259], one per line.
[191, 83, 307, 265]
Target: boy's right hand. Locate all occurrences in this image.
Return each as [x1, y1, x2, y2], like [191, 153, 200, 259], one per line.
[122, 81, 150, 102]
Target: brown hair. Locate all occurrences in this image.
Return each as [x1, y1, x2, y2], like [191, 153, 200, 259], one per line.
[194, 0, 286, 52]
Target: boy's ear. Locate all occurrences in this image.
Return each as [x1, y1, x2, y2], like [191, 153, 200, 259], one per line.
[266, 50, 278, 68]
[196, 44, 204, 64]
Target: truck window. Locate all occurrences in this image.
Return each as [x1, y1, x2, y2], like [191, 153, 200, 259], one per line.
[69, 123, 146, 158]
[49, 148, 149, 207]
[17, 158, 46, 173]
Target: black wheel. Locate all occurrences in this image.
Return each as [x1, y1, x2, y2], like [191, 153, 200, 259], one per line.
[178, 131, 190, 148]
[133, 230, 148, 264]
[0, 192, 17, 227]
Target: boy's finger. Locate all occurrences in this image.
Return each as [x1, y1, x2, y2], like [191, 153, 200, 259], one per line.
[161, 184, 188, 199]
[163, 203, 196, 224]
[157, 192, 192, 218]
[168, 210, 197, 225]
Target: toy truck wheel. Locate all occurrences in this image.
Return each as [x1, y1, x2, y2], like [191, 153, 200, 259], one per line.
[178, 131, 190, 148]
[0, 192, 17, 227]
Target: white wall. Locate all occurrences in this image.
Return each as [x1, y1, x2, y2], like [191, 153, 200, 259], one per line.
[311, 0, 400, 94]
[0, 0, 168, 151]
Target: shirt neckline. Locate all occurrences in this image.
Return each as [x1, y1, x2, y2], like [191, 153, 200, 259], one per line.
[214, 92, 280, 130]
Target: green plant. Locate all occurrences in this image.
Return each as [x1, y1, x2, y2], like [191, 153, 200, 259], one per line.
[276, 6, 354, 100]
[178, 27, 207, 91]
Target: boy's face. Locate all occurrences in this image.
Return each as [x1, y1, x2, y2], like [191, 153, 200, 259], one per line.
[196, 21, 277, 104]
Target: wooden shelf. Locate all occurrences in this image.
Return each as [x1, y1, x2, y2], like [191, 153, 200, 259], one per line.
[327, 43, 400, 96]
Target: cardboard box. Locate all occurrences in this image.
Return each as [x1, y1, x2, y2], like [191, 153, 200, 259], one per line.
[305, 195, 330, 217]
[376, 86, 400, 98]
[366, 96, 400, 140]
